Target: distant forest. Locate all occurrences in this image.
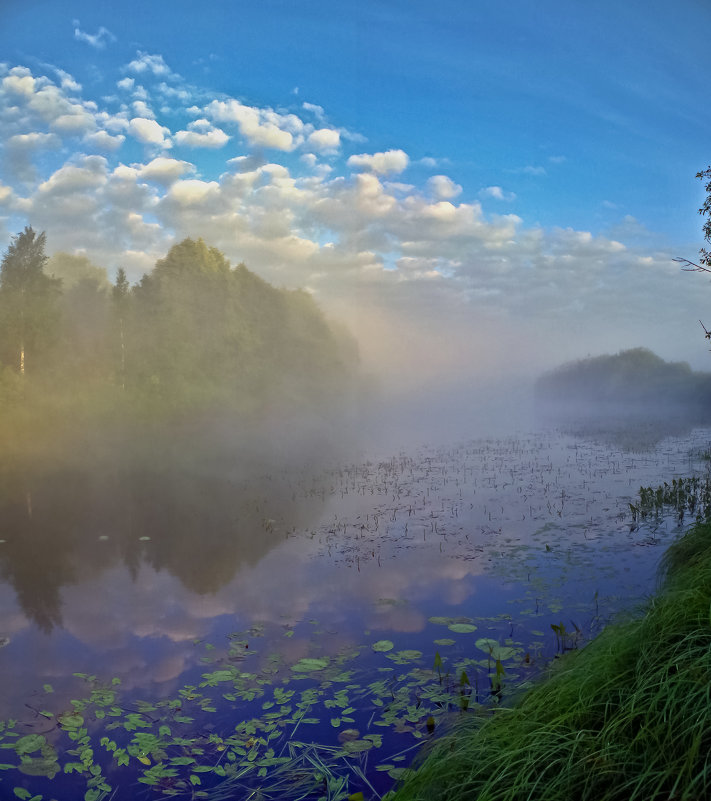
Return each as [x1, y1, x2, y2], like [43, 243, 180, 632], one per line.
[536, 348, 711, 407]
[0, 228, 359, 461]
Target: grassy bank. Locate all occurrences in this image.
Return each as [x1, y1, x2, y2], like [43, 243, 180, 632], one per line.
[389, 521, 711, 801]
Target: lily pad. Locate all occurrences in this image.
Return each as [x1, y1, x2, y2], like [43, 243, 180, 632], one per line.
[342, 739, 374, 753]
[58, 714, 84, 729]
[475, 638, 517, 660]
[448, 623, 478, 633]
[371, 640, 394, 652]
[14, 734, 46, 755]
[18, 756, 61, 779]
[290, 657, 330, 673]
[387, 649, 423, 664]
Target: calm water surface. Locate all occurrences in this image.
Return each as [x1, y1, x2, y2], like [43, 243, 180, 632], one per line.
[1, 417, 710, 799]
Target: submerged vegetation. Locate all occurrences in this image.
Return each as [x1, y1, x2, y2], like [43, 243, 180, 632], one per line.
[535, 347, 711, 407]
[390, 518, 711, 801]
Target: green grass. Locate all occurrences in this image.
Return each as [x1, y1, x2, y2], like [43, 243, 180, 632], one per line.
[389, 521, 711, 801]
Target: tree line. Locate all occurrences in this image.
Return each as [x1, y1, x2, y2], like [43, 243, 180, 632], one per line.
[535, 347, 711, 406]
[0, 229, 358, 450]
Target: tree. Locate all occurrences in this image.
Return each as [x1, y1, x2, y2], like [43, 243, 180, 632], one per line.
[47, 251, 110, 291]
[112, 267, 131, 390]
[674, 167, 711, 344]
[675, 166, 711, 272]
[0, 227, 61, 376]
[699, 166, 711, 269]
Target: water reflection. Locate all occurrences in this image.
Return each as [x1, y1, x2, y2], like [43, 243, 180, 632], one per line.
[0, 460, 327, 633]
[536, 401, 711, 451]
[1, 417, 710, 724]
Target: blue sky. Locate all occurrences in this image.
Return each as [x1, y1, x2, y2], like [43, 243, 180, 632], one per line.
[1, 0, 710, 380]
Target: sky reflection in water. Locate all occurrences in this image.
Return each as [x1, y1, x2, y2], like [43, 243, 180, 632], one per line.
[1, 417, 710, 728]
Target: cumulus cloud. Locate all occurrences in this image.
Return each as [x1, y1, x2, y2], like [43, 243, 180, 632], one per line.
[37, 156, 108, 196]
[83, 130, 126, 151]
[5, 132, 61, 181]
[0, 58, 703, 388]
[165, 178, 221, 207]
[205, 99, 296, 150]
[7, 131, 60, 150]
[347, 149, 409, 175]
[306, 128, 340, 153]
[174, 119, 230, 149]
[138, 157, 195, 184]
[131, 100, 156, 120]
[2, 67, 37, 98]
[0, 182, 14, 205]
[427, 175, 462, 200]
[125, 52, 173, 78]
[127, 117, 172, 148]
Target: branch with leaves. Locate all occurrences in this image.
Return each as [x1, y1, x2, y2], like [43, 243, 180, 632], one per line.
[678, 166, 711, 340]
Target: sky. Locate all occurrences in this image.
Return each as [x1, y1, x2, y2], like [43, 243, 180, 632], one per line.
[1, 0, 710, 392]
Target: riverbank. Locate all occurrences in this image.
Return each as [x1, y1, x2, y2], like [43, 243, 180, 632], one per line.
[389, 520, 711, 801]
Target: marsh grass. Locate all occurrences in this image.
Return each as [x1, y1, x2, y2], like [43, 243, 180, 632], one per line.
[390, 521, 711, 801]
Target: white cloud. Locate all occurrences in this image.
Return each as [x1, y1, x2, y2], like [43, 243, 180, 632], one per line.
[480, 185, 516, 202]
[174, 119, 229, 149]
[55, 69, 81, 92]
[131, 100, 156, 120]
[427, 175, 462, 200]
[125, 52, 172, 78]
[347, 149, 409, 175]
[7, 131, 60, 151]
[206, 99, 295, 150]
[50, 108, 95, 135]
[73, 22, 116, 49]
[0, 58, 704, 388]
[128, 117, 172, 148]
[5, 132, 61, 181]
[165, 178, 220, 206]
[520, 165, 547, 176]
[83, 130, 125, 151]
[38, 156, 108, 196]
[227, 154, 267, 173]
[0, 182, 14, 205]
[306, 128, 340, 153]
[2, 68, 36, 98]
[138, 157, 195, 184]
[302, 102, 325, 122]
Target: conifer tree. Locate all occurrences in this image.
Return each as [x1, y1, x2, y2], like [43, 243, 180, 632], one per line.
[0, 227, 61, 376]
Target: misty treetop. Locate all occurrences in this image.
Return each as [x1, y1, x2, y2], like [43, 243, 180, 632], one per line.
[0, 227, 62, 378]
[535, 347, 711, 406]
[0, 230, 358, 446]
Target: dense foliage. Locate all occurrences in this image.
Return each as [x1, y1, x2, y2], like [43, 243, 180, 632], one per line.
[535, 347, 711, 406]
[0, 230, 358, 458]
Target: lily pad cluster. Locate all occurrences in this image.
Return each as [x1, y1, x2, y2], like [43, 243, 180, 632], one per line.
[0, 615, 541, 801]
